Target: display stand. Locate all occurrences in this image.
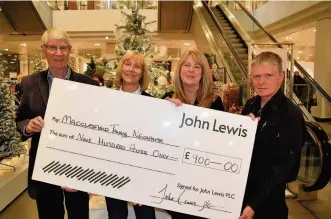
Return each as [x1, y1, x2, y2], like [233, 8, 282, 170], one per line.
[0, 156, 28, 212]
[0, 163, 16, 171]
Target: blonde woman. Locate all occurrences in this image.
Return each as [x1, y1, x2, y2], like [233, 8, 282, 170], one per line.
[105, 51, 156, 219]
[167, 49, 224, 109]
[166, 49, 224, 219]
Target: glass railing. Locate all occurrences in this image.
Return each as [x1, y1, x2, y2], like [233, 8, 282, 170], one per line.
[213, 1, 331, 123]
[221, 1, 331, 191]
[194, 1, 249, 102]
[209, 1, 268, 12]
[47, 0, 158, 10]
[201, 0, 331, 193]
[299, 131, 321, 184]
[298, 121, 331, 192]
[216, 2, 276, 48]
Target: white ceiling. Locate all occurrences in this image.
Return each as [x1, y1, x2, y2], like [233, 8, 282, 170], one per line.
[0, 32, 197, 61]
[276, 26, 316, 47]
[0, 26, 317, 63]
[275, 26, 316, 62]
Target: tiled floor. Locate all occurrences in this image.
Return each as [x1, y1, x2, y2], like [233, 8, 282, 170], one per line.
[0, 191, 319, 219]
[299, 182, 331, 219]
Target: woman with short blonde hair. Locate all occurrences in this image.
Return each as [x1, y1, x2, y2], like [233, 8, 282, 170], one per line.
[114, 50, 149, 92]
[106, 50, 156, 219]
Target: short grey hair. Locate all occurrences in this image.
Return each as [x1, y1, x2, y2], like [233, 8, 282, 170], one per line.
[251, 51, 283, 74]
[41, 27, 71, 46]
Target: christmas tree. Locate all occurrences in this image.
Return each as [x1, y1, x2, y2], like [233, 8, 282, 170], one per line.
[69, 56, 78, 72]
[115, 8, 155, 58]
[115, 6, 173, 98]
[84, 57, 96, 77]
[0, 56, 26, 162]
[31, 56, 45, 74]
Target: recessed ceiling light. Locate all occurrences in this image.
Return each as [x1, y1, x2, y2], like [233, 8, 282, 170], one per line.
[94, 43, 100, 46]
[86, 53, 90, 56]
[314, 29, 316, 32]
[285, 37, 289, 40]
[105, 36, 109, 40]
[21, 43, 27, 46]
[3, 48, 8, 51]
[184, 42, 190, 46]
[298, 51, 303, 54]
[289, 37, 292, 40]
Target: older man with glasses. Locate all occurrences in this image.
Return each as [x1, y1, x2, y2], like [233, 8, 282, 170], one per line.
[16, 27, 99, 219]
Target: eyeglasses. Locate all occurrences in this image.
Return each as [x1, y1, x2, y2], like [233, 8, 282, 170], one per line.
[44, 44, 71, 53]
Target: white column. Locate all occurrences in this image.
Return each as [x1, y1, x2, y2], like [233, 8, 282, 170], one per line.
[18, 54, 29, 76]
[78, 57, 86, 74]
[312, 17, 331, 119]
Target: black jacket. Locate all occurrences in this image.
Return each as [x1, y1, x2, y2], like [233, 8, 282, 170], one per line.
[141, 91, 152, 97]
[16, 69, 99, 199]
[241, 89, 305, 215]
[193, 96, 224, 111]
[163, 94, 225, 112]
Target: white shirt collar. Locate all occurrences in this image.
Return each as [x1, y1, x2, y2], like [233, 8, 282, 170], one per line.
[119, 85, 142, 94]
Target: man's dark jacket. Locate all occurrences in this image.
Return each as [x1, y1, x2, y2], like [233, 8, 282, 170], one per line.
[241, 89, 305, 218]
[16, 69, 99, 199]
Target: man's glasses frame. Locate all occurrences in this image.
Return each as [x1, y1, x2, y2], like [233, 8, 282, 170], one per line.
[43, 44, 71, 53]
